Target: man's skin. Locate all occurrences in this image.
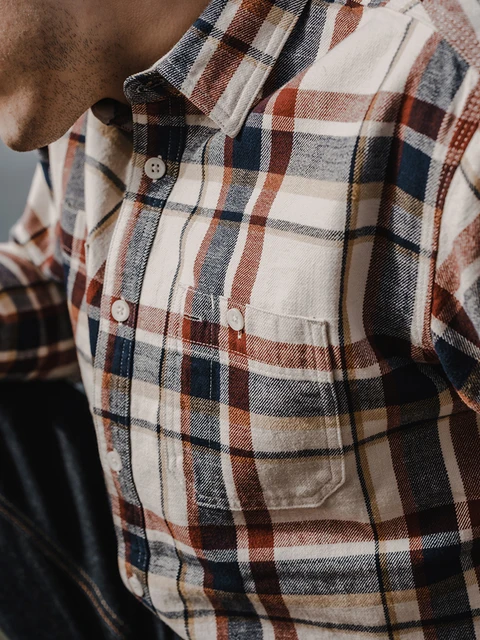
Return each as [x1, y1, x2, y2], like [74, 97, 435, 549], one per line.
[0, 0, 210, 152]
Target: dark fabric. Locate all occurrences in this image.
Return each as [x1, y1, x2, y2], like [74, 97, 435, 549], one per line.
[0, 380, 181, 640]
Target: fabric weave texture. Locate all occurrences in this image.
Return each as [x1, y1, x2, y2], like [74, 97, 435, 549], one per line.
[2, 0, 480, 637]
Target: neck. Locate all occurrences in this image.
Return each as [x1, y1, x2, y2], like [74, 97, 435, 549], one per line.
[90, 0, 211, 104]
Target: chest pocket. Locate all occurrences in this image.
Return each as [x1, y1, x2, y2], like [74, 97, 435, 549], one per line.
[162, 282, 345, 511]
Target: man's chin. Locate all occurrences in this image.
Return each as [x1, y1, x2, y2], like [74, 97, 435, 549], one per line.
[0, 118, 66, 152]
[0, 123, 41, 152]
[0, 92, 92, 152]
[3, 135, 39, 153]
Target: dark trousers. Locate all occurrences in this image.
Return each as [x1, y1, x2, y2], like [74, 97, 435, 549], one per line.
[0, 380, 181, 640]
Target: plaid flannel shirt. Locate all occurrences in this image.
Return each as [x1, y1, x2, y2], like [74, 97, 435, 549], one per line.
[2, 0, 480, 637]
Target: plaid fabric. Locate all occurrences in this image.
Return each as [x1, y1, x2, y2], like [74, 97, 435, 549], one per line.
[2, 0, 480, 636]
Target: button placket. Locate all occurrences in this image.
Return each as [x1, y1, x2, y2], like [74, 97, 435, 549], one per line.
[90, 94, 187, 608]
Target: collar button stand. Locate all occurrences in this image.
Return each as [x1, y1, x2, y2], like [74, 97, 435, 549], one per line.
[144, 156, 166, 180]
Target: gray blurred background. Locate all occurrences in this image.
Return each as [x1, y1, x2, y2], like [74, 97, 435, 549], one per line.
[0, 142, 38, 241]
[0, 143, 37, 639]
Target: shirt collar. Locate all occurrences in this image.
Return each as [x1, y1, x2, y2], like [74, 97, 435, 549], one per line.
[121, 0, 310, 138]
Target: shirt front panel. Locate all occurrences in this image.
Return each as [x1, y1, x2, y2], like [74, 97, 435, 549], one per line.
[40, 0, 480, 637]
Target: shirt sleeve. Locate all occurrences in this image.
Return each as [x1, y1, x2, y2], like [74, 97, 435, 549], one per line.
[431, 123, 480, 413]
[0, 148, 78, 380]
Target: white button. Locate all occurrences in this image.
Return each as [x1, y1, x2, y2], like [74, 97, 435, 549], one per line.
[106, 449, 122, 472]
[144, 156, 166, 180]
[129, 575, 144, 597]
[111, 299, 130, 322]
[226, 308, 244, 331]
